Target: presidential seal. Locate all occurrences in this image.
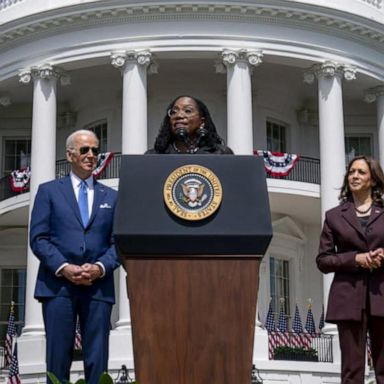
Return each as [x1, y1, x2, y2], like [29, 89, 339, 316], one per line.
[163, 164, 223, 221]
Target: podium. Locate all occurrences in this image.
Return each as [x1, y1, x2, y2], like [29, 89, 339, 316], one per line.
[114, 155, 272, 384]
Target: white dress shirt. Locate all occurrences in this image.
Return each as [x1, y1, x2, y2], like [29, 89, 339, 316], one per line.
[70, 171, 94, 217]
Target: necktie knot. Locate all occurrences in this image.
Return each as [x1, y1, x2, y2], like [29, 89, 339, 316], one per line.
[78, 180, 89, 227]
[80, 180, 87, 192]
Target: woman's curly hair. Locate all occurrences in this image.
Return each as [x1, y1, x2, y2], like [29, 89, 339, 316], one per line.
[152, 95, 225, 153]
[339, 155, 384, 206]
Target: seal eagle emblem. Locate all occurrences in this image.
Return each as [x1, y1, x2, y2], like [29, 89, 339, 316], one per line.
[163, 164, 223, 221]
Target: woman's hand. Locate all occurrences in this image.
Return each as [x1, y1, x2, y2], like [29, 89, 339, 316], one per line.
[356, 249, 383, 270]
[370, 248, 384, 268]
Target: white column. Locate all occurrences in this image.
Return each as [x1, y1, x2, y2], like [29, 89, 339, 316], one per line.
[221, 49, 262, 155]
[111, 50, 153, 328]
[219, 49, 265, 362]
[17, 64, 61, 373]
[109, 50, 154, 370]
[305, 62, 356, 341]
[364, 86, 384, 170]
[111, 50, 153, 154]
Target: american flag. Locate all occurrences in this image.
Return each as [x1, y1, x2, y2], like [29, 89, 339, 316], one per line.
[292, 305, 303, 334]
[276, 303, 290, 347]
[265, 301, 276, 332]
[4, 302, 17, 367]
[305, 304, 316, 335]
[291, 304, 304, 348]
[74, 319, 82, 350]
[7, 341, 20, 384]
[292, 304, 312, 349]
[303, 303, 316, 351]
[265, 301, 278, 359]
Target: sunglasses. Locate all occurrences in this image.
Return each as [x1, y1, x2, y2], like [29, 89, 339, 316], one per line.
[78, 146, 100, 156]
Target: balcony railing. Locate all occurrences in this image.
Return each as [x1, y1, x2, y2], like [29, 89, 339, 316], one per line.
[265, 156, 320, 184]
[271, 332, 333, 363]
[0, 154, 319, 204]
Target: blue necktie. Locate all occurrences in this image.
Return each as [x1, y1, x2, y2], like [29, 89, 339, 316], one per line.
[78, 180, 89, 227]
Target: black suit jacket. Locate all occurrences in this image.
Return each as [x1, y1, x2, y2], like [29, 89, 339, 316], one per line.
[317, 201, 384, 322]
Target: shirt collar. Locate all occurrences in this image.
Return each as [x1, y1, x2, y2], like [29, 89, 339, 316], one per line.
[70, 171, 94, 189]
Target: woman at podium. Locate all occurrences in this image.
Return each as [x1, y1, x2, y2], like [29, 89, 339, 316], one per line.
[146, 95, 233, 154]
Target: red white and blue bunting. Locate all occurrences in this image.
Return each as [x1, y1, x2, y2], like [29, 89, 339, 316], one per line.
[9, 167, 31, 192]
[92, 152, 114, 178]
[255, 150, 300, 177]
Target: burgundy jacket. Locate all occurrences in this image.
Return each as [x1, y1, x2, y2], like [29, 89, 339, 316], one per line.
[317, 201, 384, 322]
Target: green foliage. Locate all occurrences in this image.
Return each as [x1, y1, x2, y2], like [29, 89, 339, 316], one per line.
[47, 371, 138, 384]
[98, 372, 114, 384]
[47, 372, 61, 384]
[273, 346, 318, 361]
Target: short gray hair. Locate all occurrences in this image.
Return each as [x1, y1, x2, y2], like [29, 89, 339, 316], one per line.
[66, 130, 99, 150]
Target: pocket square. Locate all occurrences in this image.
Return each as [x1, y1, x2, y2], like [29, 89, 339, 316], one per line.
[100, 203, 112, 209]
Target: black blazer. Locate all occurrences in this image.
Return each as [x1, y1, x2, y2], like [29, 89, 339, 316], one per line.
[317, 201, 384, 322]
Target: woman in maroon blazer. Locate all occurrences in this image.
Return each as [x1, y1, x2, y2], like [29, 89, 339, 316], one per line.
[317, 156, 384, 384]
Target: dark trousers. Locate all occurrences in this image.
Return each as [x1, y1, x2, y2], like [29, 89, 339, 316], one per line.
[337, 311, 384, 384]
[42, 296, 112, 384]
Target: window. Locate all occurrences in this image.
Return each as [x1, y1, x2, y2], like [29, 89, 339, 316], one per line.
[85, 120, 108, 152]
[269, 257, 290, 323]
[345, 135, 372, 164]
[266, 120, 287, 152]
[0, 269, 26, 349]
[2, 138, 31, 176]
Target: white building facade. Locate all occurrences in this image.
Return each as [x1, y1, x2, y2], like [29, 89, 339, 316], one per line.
[0, 0, 383, 382]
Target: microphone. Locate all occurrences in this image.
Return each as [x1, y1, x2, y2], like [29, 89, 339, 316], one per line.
[196, 127, 209, 145]
[174, 127, 188, 142]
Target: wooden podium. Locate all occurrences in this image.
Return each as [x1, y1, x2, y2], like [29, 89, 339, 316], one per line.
[114, 155, 272, 384]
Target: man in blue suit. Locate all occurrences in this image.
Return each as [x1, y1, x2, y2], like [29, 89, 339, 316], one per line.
[30, 130, 120, 384]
